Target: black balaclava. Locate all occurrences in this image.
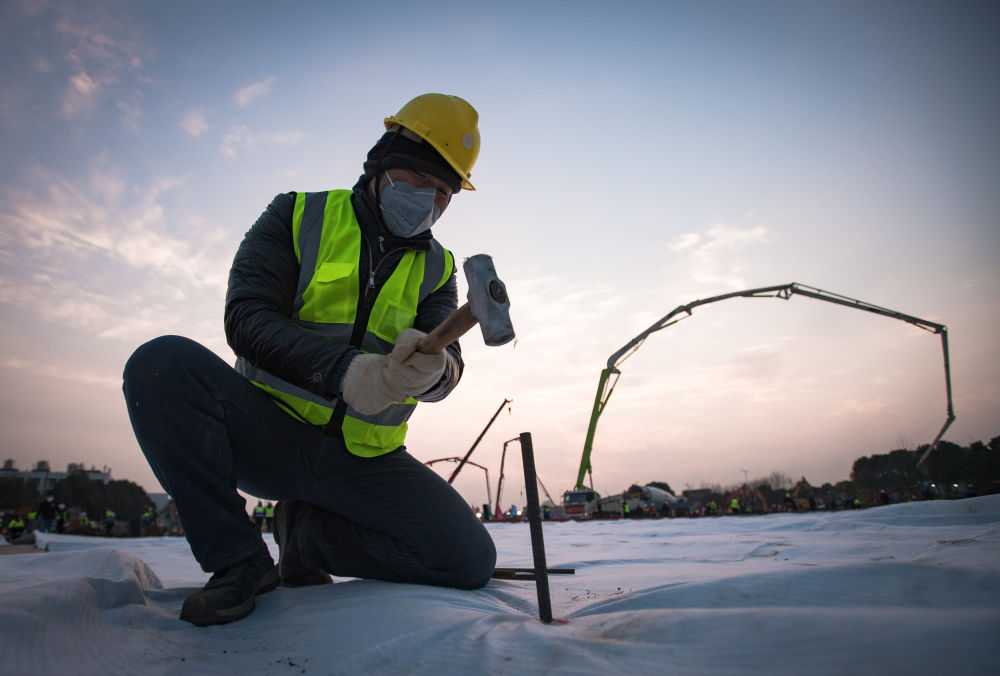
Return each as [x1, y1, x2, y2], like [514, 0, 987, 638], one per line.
[363, 130, 462, 194]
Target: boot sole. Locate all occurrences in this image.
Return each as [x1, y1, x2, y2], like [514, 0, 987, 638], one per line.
[280, 569, 333, 587]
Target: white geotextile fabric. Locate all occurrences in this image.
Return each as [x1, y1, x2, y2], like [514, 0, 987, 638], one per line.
[1, 495, 998, 675]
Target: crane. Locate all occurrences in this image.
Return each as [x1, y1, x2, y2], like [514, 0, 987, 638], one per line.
[424, 457, 492, 508]
[494, 437, 519, 520]
[572, 282, 954, 495]
[495, 437, 559, 520]
[446, 398, 512, 484]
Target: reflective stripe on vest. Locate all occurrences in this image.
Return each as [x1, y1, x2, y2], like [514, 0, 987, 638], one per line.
[236, 189, 453, 457]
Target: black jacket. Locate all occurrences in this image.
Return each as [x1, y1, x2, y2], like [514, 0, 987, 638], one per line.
[37, 499, 57, 520]
[225, 177, 463, 421]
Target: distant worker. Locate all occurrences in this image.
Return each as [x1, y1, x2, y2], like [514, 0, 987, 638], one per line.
[123, 93, 496, 627]
[103, 508, 116, 536]
[7, 515, 26, 541]
[36, 493, 57, 533]
[56, 503, 69, 533]
[252, 502, 266, 530]
[264, 502, 275, 532]
[729, 496, 741, 514]
[141, 504, 156, 535]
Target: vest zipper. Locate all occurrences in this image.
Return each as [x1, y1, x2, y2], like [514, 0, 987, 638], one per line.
[355, 237, 408, 344]
[363, 236, 385, 300]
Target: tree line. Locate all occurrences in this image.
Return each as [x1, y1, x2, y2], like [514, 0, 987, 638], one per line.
[656, 435, 1000, 512]
[850, 437, 1000, 497]
[0, 472, 152, 521]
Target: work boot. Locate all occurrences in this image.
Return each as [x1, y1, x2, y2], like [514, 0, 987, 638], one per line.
[273, 501, 333, 587]
[179, 547, 279, 626]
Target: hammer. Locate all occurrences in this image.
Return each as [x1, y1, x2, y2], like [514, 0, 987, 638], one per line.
[417, 254, 515, 353]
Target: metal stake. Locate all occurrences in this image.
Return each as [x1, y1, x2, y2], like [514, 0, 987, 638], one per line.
[519, 432, 553, 623]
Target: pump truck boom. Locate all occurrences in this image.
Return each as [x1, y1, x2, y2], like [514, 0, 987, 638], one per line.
[566, 282, 954, 513]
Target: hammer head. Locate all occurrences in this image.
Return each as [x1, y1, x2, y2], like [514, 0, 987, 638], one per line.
[464, 254, 515, 346]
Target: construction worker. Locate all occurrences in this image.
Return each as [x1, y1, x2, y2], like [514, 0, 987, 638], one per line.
[252, 502, 266, 530]
[7, 514, 26, 540]
[37, 493, 57, 533]
[56, 504, 68, 533]
[264, 502, 275, 532]
[141, 504, 156, 535]
[123, 93, 495, 627]
[103, 508, 116, 536]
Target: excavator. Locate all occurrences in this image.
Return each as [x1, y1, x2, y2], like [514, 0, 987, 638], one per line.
[725, 484, 771, 514]
[790, 476, 815, 511]
[564, 283, 954, 516]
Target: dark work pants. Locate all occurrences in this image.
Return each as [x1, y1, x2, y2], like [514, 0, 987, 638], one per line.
[122, 335, 496, 589]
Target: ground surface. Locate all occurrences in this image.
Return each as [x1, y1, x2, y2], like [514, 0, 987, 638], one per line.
[1, 496, 998, 675]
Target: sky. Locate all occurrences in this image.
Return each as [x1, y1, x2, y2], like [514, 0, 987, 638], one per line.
[1, 0, 998, 510]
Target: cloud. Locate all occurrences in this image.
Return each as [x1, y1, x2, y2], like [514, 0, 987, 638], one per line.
[34, 5, 154, 128]
[180, 109, 209, 137]
[61, 71, 100, 119]
[668, 232, 701, 252]
[220, 124, 304, 159]
[667, 223, 769, 290]
[117, 99, 142, 132]
[233, 77, 276, 107]
[3, 357, 120, 389]
[669, 224, 768, 255]
[830, 397, 894, 416]
[0, 159, 234, 343]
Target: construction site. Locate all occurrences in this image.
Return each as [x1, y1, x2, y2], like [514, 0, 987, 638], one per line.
[425, 282, 964, 524]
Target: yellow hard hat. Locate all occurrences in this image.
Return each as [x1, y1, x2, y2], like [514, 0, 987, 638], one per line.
[385, 93, 480, 190]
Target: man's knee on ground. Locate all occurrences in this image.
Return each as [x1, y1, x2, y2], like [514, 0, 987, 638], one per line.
[448, 532, 497, 590]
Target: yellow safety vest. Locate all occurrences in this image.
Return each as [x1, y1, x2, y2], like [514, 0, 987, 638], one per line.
[236, 190, 454, 457]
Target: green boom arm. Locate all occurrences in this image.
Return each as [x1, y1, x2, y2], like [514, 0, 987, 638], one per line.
[574, 283, 954, 491]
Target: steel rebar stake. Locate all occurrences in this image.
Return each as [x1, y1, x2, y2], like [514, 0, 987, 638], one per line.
[519, 431, 553, 623]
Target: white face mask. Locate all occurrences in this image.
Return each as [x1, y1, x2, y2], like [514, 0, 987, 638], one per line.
[379, 172, 441, 237]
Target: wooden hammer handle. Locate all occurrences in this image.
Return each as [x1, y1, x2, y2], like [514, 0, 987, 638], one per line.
[417, 303, 477, 353]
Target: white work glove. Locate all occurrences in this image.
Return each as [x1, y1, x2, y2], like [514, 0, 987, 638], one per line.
[340, 329, 446, 415]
